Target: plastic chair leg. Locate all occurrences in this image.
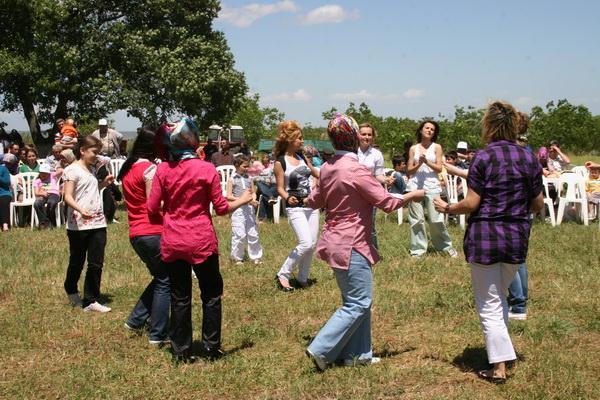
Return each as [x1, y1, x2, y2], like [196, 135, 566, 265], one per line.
[397, 207, 403, 225]
[273, 197, 281, 224]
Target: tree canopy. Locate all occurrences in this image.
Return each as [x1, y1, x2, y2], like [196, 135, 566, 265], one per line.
[0, 0, 247, 150]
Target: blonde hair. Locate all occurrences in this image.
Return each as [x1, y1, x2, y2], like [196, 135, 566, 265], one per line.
[481, 100, 519, 143]
[273, 120, 302, 157]
[358, 122, 376, 137]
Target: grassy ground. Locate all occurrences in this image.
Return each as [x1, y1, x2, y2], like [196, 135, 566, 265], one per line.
[0, 209, 599, 399]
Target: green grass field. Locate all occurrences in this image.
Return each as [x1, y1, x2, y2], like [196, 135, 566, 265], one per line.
[0, 209, 599, 399]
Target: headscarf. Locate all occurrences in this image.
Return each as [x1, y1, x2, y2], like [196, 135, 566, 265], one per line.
[327, 113, 359, 152]
[156, 118, 200, 161]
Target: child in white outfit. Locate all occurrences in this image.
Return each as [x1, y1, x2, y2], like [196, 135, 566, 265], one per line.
[227, 155, 263, 264]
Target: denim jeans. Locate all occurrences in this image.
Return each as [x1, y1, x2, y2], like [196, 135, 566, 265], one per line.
[126, 235, 170, 341]
[507, 263, 528, 314]
[64, 228, 107, 307]
[34, 194, 60, 226]
[307, 249, 373, 364]
[256, 181, 278, 220]
[167, 253, 223, 357]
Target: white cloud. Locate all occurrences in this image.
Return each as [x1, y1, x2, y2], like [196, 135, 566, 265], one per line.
[331, 89, 373, 101]
[299, 5, 359, 25]
[218, 0, 298, 28]
[403, 89, 425, 99]
[264, 89, 311, 102]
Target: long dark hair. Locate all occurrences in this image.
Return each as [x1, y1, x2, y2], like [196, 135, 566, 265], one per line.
[117, 128, 157, 182]
[415, 120, 440, 143]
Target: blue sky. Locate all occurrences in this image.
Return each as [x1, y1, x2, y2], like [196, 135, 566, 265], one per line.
[3, 0, 599, 131]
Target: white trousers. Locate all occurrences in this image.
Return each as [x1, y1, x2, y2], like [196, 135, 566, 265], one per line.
[470, 262, 519, 364]
[277, 207, 319, 284]
[231, 205, 263, 261]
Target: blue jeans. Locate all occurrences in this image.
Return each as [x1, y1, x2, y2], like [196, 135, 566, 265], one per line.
[507, 263, 528, 314]
[126, 235, 170, 341]
[307, 250, 373, 363]
[256, 181, 278, 220]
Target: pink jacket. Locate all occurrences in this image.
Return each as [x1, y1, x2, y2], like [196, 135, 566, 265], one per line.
[148, 158, 229, 264]
[306, 152, 404, 269]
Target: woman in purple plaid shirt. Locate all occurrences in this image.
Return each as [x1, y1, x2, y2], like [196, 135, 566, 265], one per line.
[434, 101, 544, 383]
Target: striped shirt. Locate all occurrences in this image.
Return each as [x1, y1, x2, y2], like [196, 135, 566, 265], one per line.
[464, 140, 543, 265]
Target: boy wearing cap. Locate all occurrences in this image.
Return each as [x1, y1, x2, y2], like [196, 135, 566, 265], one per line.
[91, 119, 123, 158]
[34, 164, 62, 228]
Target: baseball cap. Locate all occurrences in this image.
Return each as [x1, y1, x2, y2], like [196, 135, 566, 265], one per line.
[456, 141, 468, 151]
[98, 118, 108, 126]
[39, 164, 51, 174]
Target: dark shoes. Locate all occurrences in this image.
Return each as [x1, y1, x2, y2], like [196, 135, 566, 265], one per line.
[200, 345, 225, 361]
[172, 354, 199, 365]
[477, 370, 507, 384]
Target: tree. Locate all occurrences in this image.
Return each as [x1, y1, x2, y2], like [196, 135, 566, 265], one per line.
[230, 93, 284, 148]
[0, 0, 247, 152]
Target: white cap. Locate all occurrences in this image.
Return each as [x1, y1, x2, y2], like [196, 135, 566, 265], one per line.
[98, 118, 108, 126]
[457, 141, 468, 150]
[39, 163, 51, 174]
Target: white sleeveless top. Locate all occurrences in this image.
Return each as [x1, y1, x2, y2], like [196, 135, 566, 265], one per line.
[407, 144, 441, 193]
[284, 155, 312, 199]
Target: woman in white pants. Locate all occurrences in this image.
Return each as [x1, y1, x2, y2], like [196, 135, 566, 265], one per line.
[434, 101, 544, 382]
[273, 120, 320, 291]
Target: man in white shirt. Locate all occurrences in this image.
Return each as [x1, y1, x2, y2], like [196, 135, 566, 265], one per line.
[91, 119, 124, 158]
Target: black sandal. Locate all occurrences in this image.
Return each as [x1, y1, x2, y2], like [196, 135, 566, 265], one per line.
[477, 370, 507, 384]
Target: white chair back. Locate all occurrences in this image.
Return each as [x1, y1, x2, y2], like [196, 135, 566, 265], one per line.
[216, 165, 236, 195]
[556, 173, 588, 225]
[13, 172, 38, 205]
[571, 166, 589, 180]
[109, 159, 125, 183]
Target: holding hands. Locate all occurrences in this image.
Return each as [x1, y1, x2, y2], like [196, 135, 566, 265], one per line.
[433, 196, 449, 213]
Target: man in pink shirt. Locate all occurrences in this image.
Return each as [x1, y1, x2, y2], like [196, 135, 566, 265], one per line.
[304, 114, 424, 370]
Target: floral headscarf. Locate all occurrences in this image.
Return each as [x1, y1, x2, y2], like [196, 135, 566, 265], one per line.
[327, 113, 359, 152]
[156, 118, 200, 161]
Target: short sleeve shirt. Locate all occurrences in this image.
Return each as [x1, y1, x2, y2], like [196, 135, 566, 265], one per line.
[464, 140, 542, 265]
[63, 164, 107, 230]
[357, 146, 385, 177]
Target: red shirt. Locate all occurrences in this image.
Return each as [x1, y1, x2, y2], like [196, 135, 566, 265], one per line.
[148, 158, 229, 264]
[122, 161, 163, 238]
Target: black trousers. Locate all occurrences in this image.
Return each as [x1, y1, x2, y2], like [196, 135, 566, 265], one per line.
[166, 253, 223, 356]
[64, 228, 107, 307]
[34, 194, 60, 226]
[0, 195, 10, 225]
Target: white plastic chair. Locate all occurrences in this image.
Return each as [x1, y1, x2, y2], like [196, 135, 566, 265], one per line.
[216, 165, 236, 195]
[540, 176, 556, 226]
[108, 159, 125, 185]
[571, 166, 589, 180]
[256, 194, 282, 224]
[11, 172, 39, 229]
[555, 173, 588, 225]
[442, 172, 466, 229]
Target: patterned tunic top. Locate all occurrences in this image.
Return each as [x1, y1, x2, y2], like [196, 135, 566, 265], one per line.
[464, 140, 542, 265]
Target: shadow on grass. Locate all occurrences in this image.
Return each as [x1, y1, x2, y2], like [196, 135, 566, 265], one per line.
[190, 339, 255, 358]
[98, 293, 115, 305]
[452, 346, 489, 372]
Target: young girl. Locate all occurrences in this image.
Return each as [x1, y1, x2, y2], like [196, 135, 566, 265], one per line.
[33, 163, 61, 228]
[274, 120, 320, 291]
[406, 121, 457, 258]
[226, 155, 263, 265]
[147, 119, 253, 363]
[118, 128, 170, 345]
[62, 135, 114, 312]
[586, 167, 600, 220]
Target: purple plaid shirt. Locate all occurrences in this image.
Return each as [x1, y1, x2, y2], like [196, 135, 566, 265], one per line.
[464, 140, 542, 265]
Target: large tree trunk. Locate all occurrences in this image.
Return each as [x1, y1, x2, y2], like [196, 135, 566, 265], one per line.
[20, 92, 53, 156]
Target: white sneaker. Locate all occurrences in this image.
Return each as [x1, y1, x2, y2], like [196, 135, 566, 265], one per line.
[235, 260, 244, 265]
[67, 293, 83, 308]
[83, 301, 112, 313]
[508, 312, 527, 320]
[446, 248, 458, 258]
[342, 357, 381, 367]
[253, 259, 262, 265]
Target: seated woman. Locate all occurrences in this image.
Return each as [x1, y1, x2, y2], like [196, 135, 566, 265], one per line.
[546, 140, 571, 174]
[304, 114, 423, 370]
[254, 153, 278, 221]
